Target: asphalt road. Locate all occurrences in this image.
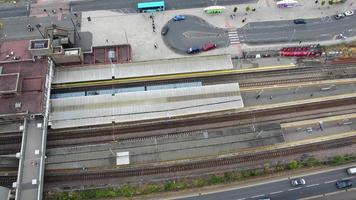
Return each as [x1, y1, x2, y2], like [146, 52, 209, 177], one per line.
[237, 13, 356, 44]
[162, 15, 229, 54]
[177, 167, 356, 200]
[0, 5, 29, 18]
[70, 0, 257, 12]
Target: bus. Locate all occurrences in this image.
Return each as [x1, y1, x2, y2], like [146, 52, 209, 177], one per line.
[203, 6, 226, 14]
[276, 0, 299, 8]
[137, 1, 165, 13]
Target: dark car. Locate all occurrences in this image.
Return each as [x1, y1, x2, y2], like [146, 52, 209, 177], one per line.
[202, 43, 217, 51]
[290, 178, 306, 187]
[161, 26, 169, 36]
[336, 179, 352, 189]
[294, 19, 306, 24]
[173, 15, 186, 21]
[187, 47, 200, 54]
[334, 13, 346, 20]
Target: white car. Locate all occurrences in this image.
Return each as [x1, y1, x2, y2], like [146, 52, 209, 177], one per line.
[344, 10, 354, 16]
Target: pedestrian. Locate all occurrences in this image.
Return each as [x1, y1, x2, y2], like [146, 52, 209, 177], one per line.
[299, 40, 302, 44]
[154, 43, 157, 49]
[270, 96, 273, 100]
[105, 39, 108, 43]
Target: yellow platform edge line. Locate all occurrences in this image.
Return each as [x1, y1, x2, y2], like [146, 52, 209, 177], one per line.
[52, 64, 296, 89]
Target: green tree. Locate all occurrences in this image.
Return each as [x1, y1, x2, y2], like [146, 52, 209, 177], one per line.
[245, 6, 251, 12]
[328, 0, 333, 5]
[321, 0, 326, 6]
[287, 160, 299, 170]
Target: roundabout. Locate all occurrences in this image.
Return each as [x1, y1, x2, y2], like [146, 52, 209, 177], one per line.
[161, 15, 229, 54]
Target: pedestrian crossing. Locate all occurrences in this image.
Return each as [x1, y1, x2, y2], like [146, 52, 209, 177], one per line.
[228, 29, 240, 44]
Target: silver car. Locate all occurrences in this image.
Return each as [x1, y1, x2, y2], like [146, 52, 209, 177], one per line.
[290, 178, 306, 187]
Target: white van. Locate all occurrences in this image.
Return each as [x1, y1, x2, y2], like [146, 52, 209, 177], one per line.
[346, 167, 356, 175]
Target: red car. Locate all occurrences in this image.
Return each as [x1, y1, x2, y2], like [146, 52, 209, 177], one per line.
[202, 43, 217, 51]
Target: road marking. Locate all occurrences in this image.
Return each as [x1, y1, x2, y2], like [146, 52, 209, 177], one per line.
[306, 183, 320, 187]
[228, 30, 240, 44]
[270, 190, 283, 194]
[236, 198, 246, 200]
[251, 194, 265, 198]
[324, 179, 337, 184]
[342, 176, 354, 180]
[288, 187, 302, 191]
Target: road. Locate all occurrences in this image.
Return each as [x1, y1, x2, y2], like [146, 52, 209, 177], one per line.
[70, 0, 256, 12]
[0, 5, 29, 18]
[162, 15, 229, 54]
[237, 14, 356, 44]
[177, 167, 356, 200]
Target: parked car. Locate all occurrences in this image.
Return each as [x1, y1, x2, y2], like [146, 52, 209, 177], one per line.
[334, 13, 346, 20]
[202, 43, 217, 51]
[290, 178, 306, 187]
[336, 179, 352, 189]
[187, 47, 200, 54]
[293, 18, 306, 24]
[344, 10, 354, 16]
[161, 26, 169, 35]
[173, 15, 186, 21]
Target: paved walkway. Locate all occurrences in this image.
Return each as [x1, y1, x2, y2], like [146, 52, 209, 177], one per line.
[79, 0, 356, 62]
[17, 118, 44, 200]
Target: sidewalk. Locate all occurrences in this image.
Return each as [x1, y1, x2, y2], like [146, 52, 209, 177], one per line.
[80, 0, 356, 62]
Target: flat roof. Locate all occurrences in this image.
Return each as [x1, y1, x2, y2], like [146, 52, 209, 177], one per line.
[0, 39, 33, 62]
[49, 83, 243, 129]
[0, 73, 19, 94]
[0, 60, 47, 116]
[53, 54, 233, 84]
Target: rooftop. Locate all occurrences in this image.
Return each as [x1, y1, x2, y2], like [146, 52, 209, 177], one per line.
[0, 40, 33, 63]
[0, 58, 47, 117]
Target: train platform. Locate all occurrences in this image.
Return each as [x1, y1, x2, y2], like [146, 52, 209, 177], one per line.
[49, 82, 244, 129]
[52, 54, 233, 84]
[241, 77, 356, 91]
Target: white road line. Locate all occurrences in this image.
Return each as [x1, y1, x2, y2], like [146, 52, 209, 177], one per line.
[343, 176, 355, 180]
[251, 194, 265, 198]
[269, 190, 283, 195]
[324, 179, 338, 184]
[236, 198, 246, 200]
[306, 183, 320, 187]
[288, 187, 302, 191]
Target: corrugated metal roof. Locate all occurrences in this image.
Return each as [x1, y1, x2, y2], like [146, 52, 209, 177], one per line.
[49, 83, 243, 129]
[53, 54, 233, 84]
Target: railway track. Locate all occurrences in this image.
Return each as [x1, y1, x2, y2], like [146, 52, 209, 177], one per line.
[51, 63, 356, 92]
[44, 134, 356, 182]
[46, 95, 356, 145]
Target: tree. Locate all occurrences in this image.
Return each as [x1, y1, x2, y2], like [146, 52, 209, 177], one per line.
[245, 5, 251, 13]
[321, 0, 326, 6]
[328, 0, 333, 5]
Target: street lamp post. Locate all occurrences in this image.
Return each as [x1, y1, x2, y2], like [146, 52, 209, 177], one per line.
[35, 24, 45, 38]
